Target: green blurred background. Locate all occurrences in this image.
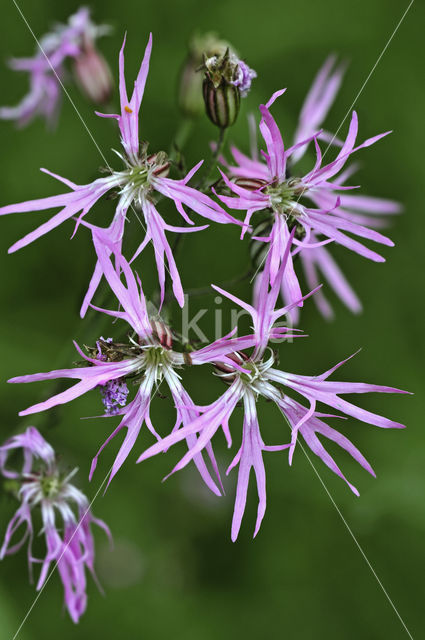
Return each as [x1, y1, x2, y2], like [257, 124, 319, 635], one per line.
[0, 0, 424, 637]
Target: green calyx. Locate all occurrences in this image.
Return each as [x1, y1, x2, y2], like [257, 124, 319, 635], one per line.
[239, 360, 263, 386]
[203, 77, 240, 128]
[40, 472, 61, 499]
[203, 48, 238, 89]
[265, 178, 306, 215]
[201, 47, 242, 128]
[179, 33, 234, 118]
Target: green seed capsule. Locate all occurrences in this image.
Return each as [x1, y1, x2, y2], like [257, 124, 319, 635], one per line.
[203, 77, 240, 128]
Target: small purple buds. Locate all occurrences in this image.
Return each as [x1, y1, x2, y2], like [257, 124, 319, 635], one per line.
[100, 379, 129, 415]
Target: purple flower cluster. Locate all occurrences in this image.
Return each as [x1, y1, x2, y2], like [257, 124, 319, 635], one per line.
[101, 378, 130, 415]
[0, 16, 407, 621]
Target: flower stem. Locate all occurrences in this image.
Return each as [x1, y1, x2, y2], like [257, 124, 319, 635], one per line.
[198, 127, 227, 190]
[168, 117, 194, 162]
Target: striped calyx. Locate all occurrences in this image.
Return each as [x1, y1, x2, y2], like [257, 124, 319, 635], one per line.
[203, 77, 240, 128]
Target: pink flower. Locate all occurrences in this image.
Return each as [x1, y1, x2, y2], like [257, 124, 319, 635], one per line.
[289, 56, 402, 319]
[0, 8, 110, 127]
[222, 57, 401, 320]
[288, 166, 401, 321]
[0, 427, 110, 623]
[8, 245, 255, 492]
[219, 93, 394, 303]
[137, 234, 407, 540]
[291, 55, 346, 164]
[0, 34, 240, 311]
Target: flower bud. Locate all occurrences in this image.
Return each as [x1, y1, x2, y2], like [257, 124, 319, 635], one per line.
[147, 152, 170, 178]
[178, 55, 204, 118]
[201, 47, 256, 128]
[151, 318, 173, 349]
[178, 33, 231, 118]
[73, 43, 113, 104]
[203, 76, 240, 128]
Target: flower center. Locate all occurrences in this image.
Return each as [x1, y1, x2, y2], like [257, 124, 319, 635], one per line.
[127, 164, 150, 190]
[215, 351, 275, 389]
[265, 177, 306, 216]
[40, 472, 61, 499]
[113, 149, 170, 208]
[20, 466, 81, 510]
[144, 344, 172, 371]
[239, 360, 263, 385]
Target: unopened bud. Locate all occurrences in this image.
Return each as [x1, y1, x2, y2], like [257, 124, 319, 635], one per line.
[234, 177, 267, 191]
[73, 44, 113, 104]
[178, 33, 231, 119]
[147, 152, 170, 178]
[201, 48, 256, 128]
[151, 318, 173, 350]
[203, 76, 240, 128]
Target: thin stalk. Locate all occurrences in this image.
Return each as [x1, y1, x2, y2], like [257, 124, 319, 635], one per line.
[168, 117, 194, 161]
[198, 127, 227, 190]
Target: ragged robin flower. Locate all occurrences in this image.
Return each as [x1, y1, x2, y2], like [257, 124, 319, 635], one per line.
[7, 243, 269, 492]
[137, 232, 408, 540]
[220, 56, 401, 320]
[0, 34, 241, 312]
[0, 426, 110, 623]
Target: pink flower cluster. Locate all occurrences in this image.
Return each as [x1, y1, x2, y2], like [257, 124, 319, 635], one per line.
[0, 21, 407, 622]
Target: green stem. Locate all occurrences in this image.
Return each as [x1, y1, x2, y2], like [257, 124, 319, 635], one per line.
[198, 127, 227, 190]
[168, 117, 194, 162]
